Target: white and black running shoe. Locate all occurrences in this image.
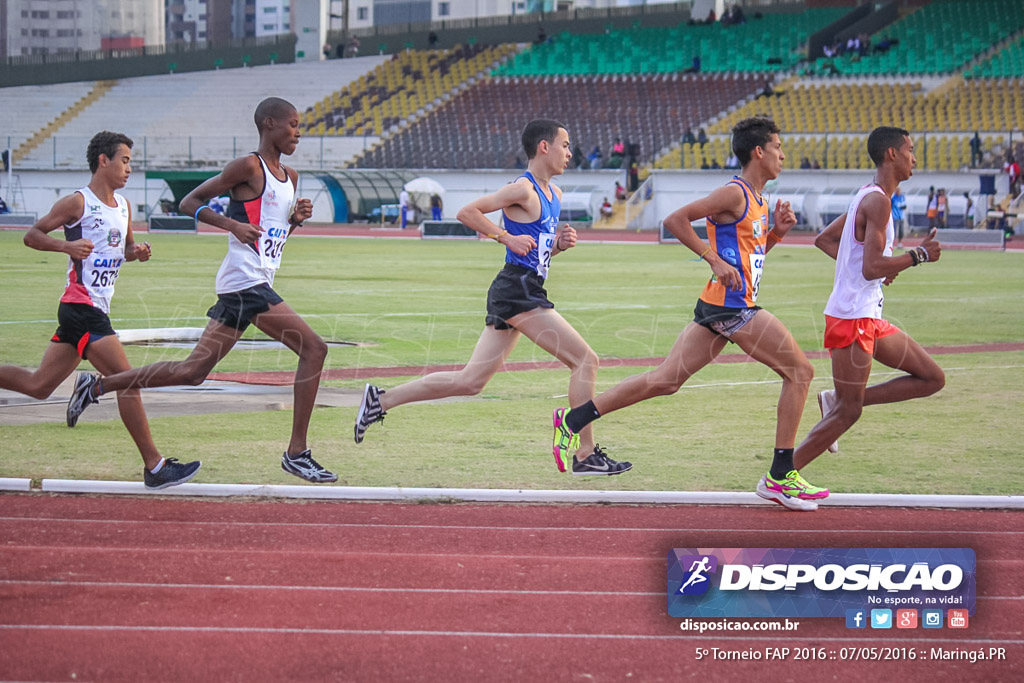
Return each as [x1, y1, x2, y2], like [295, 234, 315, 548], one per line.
[67, 372, 100, 427]
[281, 450, 338, 483]
[572, 445, 632, 476]
[354, 383, 386, 444]
[144, 458, 202, 490]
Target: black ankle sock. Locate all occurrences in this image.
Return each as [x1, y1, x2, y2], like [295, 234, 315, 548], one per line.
[769, 448, 795, 480]
[566, 401, 600, 433]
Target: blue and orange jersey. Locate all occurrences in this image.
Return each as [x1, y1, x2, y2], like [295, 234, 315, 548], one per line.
[699, 176, 770, 308]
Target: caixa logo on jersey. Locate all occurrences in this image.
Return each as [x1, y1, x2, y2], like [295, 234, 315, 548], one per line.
[667, 548, 975, 618]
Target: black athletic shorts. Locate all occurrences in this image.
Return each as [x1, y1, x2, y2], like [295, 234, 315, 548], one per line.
[693, 299, 761, 340]
[207, 283, 284, 332]
[485, 263, 554, 331]
[50, 302, 116, 359]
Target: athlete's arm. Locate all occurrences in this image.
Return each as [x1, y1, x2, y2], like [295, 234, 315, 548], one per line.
[813, 212, 846, 260]
[23, 193, 94, 260]
[285, 166, 312, 234]
[861, 193, 940, 280]
[180, 155, 263, 245]
[765, 199, 796, 253]
[456, 182, 537, 256]
[552, 223, 576, 256]
[123, 204, 151, 262]
[662, 184, 745, 292]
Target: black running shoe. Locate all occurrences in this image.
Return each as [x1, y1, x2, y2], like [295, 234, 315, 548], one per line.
[144, 458, 202, 490]
[572, 445, 633, 476]
[67, 372, 100, 427]
[281, 449, 338, 483]
[354, 383, 386, 444]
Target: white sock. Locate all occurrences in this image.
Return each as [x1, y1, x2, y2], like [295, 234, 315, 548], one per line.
[149, 457, 165, 474]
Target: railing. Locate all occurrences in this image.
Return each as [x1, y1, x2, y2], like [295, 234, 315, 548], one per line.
[2, 35, 289, 68]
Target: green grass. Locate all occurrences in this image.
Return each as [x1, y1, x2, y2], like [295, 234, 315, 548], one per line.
[1, 230, 1022, 494]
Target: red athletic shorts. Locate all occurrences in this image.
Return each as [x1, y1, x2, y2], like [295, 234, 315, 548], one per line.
[824, 316, 900, 355]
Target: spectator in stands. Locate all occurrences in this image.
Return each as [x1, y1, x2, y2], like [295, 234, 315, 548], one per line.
[800, 157, 812, 169]
[936, 188, 948, 228]
[323, 43, 332, 60]
[572, 143, 588, 169]
[710, 158, 722, 169]
[963, 192, 973, 229]
[587, 145, 602, 167]
[969, 132, 983, 168]
[757, 79, 776, 99]
[0, 195, 9, 214]
[615, 181, 627, 202]
[705, 8, 716, 24]
[812, 158, 822, 169]
[600, 197, 614, 219]
[697, 128, 708, 147]
[514, 156, 525, 170]
[700, 157, 710, 170]
[628, 161, 639, 192]
[726, 153, 740, 169]
[612, 138, 625, 157]
[682, 127, 696, 145]
[347, 36, 360, 57]
[1004, 154, 1021, 196]
[400, 188, 410, 229]
[536, 26, 547, 45]
[926, 186, 937, 229]
[428, 32, 439, 48]
[891, 184, 907, 248]
[431, 194, 443, 221]
[335, 42, 346, 59]
[684, 55, 701, 73]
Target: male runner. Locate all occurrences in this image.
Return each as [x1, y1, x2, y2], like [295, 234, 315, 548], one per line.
[797, 126, 944, 469]
[66, 98, 336, 483]
[0, 131, 201, 488]
[354, 119, 631, 476]
[551, 117, 826, 509]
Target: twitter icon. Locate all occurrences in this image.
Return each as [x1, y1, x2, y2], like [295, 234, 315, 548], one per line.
[870, 609, 893, 629]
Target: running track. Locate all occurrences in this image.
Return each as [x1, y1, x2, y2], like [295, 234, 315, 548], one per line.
[0, 494, 1020, 681]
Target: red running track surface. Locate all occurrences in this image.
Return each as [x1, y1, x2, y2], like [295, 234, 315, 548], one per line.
[0, 494, 1021, 681]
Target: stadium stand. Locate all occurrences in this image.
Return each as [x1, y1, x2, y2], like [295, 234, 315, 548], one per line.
[0, 82, 98, 159]
[354, 73, 761, 170]
[969, 33, 1024, 78]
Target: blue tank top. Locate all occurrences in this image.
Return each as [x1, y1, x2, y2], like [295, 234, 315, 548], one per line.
[502, 171, 561, 279]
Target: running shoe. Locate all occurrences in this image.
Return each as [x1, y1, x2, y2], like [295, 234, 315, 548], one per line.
[67, 372, 100, 427]
[756, 475, 819, 511]
[281, 450, 338, 483]
[144, 458, 202, 490]
[817, 389, 840, 453]
[354, 383, 386, 444]
[552, 408, 580, 472]
[572, 445, 632, 476]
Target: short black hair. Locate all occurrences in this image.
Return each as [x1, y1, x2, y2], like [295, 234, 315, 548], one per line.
[254, 97, 297, 132]
[521, 119, 566, 159]
[731, 117, 780, 167]
[87, 131, 133, 173]
[867, 126, 910, 166]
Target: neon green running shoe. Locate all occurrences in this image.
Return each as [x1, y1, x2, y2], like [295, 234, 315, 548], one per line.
[764, 470, 830, 500]
[552, 408, 580, 473]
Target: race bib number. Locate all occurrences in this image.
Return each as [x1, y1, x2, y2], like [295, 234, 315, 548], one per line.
[748, 253, 764, 302]
[259, 226, 288, 270]
[537, 232, 555, 278]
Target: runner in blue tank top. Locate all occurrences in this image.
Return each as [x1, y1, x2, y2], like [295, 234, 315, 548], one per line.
[355, 119, 631, 476]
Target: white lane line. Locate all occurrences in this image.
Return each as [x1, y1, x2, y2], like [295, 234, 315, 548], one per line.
[0, 624, 1021, 645]
[2, 516, 1021, 534]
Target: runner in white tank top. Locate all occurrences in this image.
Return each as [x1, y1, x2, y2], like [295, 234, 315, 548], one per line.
[792, 126, 945, 475]
[66, 99, 337, 484]
[0, 131, 201, 489]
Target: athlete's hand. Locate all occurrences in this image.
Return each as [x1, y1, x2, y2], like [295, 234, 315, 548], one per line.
[709, 258, 743, 292]
[883, 272, 898, 286]
[291, 198, 313, 225]
[65, 239, 94, 260]
[774, 199, 797, 233]
[555, 224, 577, 251]
[230, 220, 263, 245]
[920, 227, 941, 263]
[500, 233, 536, 256]
[133, 242, 152, 262]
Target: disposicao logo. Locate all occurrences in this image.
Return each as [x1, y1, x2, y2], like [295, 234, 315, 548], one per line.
[667, 548, 976, 619]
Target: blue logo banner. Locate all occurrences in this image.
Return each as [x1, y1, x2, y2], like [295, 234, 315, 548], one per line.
[667, 548, 976, 618]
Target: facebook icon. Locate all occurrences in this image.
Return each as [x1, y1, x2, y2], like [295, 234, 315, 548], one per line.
[845, 609, 867, 629]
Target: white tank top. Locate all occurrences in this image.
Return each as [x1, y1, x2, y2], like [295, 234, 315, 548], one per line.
[60, 186, 129, 314]
[215, 154, 295, 294]
[824, 184, 894, 320]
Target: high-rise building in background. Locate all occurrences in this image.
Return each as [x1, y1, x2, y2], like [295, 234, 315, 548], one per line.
[2, 0, 164, 57]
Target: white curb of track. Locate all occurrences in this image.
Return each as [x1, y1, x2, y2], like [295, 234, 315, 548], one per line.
[0, 478, 31, 492]
[18, 479, 1024, 509]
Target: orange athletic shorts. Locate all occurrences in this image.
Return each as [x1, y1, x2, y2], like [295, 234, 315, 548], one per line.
[824, 316, 901, 355]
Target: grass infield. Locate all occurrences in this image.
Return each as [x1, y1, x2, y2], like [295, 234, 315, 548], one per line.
[1, 230, 1021, 495]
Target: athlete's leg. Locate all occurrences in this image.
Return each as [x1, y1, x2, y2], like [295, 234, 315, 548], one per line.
[96, 319, 245, 394]
[0, 343, 81, 400]
[728, 311, 815, 449]
[508, 308, 600, 454]
[794, 343, 872, 469]
[251, 301, 329, 457]
[863, 330, 945, 406]
[379, 326, 520, 410]
[592, 322, 726, 417]
[84, 336, 162, 470]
